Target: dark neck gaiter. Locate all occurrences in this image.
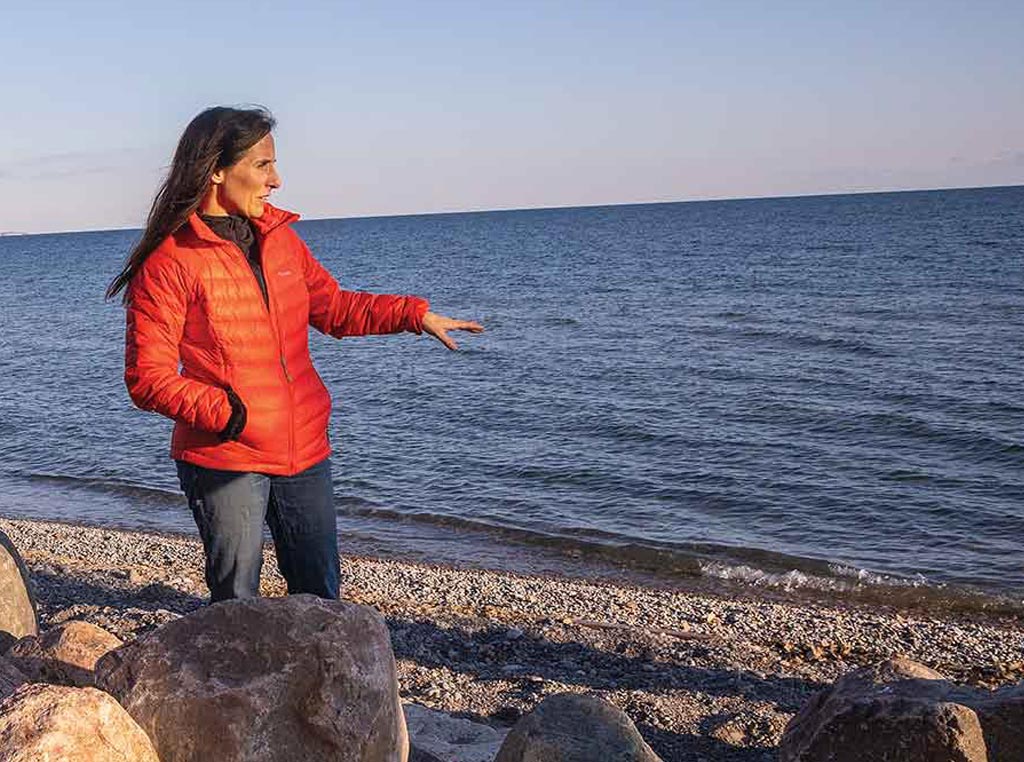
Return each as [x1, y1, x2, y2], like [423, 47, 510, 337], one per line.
[200, 214, 255, 254]
[200, 214, 268, 307]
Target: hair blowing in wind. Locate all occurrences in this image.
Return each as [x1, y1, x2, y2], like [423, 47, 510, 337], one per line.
[105, 106, 275, 302]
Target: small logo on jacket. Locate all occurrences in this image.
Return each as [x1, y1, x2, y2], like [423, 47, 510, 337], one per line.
[278, 269, 293, 276]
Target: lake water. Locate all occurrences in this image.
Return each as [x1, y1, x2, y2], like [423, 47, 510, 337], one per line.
[1, 186, 1022, 610]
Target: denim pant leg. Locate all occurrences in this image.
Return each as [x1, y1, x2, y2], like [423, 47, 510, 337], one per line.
[266, 458, 340, 599]
[176, 461, 270, 602]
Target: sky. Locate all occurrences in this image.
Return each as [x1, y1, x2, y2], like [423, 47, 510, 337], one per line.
[0, 1, 1022, 233]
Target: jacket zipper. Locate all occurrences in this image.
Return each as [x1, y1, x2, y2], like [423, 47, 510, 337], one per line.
[229, 235, 296, 472]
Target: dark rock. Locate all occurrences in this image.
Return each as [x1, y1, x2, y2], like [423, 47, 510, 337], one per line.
[974, 682, 1024, 760]
[492, 705, 523, 724]
[0, 633, 16, 655]
[495, 692, 662, 762]
[0, 659, 27, 702]
[780, 657, 987, 761]
[96, 595, 408, 762]
[0, 683, 159, 761]
[0, 530, 37, 643]
[409, 748, 444, 762]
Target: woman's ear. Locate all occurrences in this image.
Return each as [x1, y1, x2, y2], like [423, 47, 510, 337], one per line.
[210, 169, 225, 185]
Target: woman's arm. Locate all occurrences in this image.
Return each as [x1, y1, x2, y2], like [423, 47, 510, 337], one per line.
[300, 239, 484, 348]
[301, 241, 429, 337]
[124, 252, 233, 433]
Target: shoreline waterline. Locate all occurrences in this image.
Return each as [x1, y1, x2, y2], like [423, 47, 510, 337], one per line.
[2, 505, 1021, 624]
[3, 463, 1023, 621]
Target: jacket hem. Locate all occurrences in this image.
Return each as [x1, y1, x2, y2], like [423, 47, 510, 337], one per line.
[171, 445, 332, 477]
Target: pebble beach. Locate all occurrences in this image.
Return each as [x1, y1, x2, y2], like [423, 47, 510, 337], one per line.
[2, 516, 1022, 762]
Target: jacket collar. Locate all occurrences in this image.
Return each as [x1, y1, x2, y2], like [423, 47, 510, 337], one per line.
[187, 203, 300, 243]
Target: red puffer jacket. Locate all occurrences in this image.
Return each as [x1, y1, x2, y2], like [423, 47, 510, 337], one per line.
[124, 205, 428, 475]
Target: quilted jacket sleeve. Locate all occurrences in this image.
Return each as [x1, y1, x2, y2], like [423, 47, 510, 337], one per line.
[124, 251, 232, 433]
[300, 240, 429, 338]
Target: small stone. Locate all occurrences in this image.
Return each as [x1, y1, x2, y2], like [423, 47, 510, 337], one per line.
[709, 714, 748, 746]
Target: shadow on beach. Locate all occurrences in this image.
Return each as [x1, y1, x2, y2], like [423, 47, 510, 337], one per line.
[384, 614, 816, 761]
[384, 614, 820, 709]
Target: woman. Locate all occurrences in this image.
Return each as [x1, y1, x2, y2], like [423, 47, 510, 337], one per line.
[107, 106, 482, 603]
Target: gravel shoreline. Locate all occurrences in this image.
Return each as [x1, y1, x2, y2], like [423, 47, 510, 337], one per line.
[2, 516, 1022, 762]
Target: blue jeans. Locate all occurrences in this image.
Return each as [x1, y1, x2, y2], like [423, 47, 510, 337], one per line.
[175, 458, 340, 602]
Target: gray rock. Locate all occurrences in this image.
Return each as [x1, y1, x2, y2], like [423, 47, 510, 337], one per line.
[0, 530, 36, 645]
[494, 692, 662, 762]
[0, 683, 160, 761]
[96, 594, 408, 762]
[404, 703, 508, 762]
[7, 621, 122, 687]
[780, 656, 988, 761]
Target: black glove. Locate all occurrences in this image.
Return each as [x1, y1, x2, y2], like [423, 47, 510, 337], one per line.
[219, 387, 248, 442]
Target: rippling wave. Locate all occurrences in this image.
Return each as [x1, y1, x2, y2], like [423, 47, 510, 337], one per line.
[14, 472, 184, 505]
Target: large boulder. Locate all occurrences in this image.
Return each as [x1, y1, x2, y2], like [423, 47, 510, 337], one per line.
[0, 530, 36, 647]
[0, 683, 160, 761]
[494, 692, 662, 762]
[0, 659, 27, 702]
[7, 620, 123, 687]
[96, 594, 408, 762]
[780, 657, 988, 761]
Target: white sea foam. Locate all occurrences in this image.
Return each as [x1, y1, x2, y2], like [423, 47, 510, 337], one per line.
[700, 560, 929, 593]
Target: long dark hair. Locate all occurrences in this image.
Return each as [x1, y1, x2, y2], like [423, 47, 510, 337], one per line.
[106, 106, 276, 302]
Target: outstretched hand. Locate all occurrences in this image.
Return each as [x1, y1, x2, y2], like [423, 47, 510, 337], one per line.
[422, 311, 484, 350]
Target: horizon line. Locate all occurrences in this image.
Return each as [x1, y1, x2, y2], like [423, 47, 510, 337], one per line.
[5, 181, 1022, 237]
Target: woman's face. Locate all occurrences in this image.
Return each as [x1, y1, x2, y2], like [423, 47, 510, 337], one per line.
[210, 134, 281, 218]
